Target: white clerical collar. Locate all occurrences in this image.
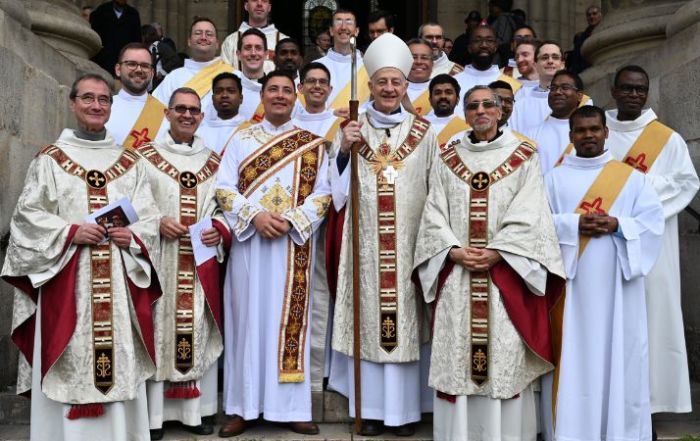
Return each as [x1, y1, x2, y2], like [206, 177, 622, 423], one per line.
[239, 21, 277, 33]
[462, 127, 516, 152]
[239, 72, 262, 91]
[508, 58, 517, 68]
[295, 107, 335, 121]
[563, 150, 613, 168]
[185, 57, 220, 72]
[262, 118, 295, 134]
[425, 110, 455, 125]
[204, 113, 246, 128]
[518, 78, 539, 89]
[116, 88, 148, 102]
[408, 81, 429, 92]
[465, 64, 500, 77]
[366, 104, 409, 128]
[606, 108, 657, 132]
[326, 48, 359, 63]
[161, 132, 207, 156]
[55, 128, 117, 150]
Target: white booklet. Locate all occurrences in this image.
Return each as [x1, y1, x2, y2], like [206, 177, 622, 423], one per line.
[189, 217, 217, 265]
[85, 197, 139, 244]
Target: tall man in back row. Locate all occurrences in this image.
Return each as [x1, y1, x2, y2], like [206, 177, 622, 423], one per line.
[328, 33, 438, 437]
[605, 65, 699, 421]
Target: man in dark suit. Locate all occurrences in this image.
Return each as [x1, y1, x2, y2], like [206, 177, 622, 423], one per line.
[90, 0, 142, 77]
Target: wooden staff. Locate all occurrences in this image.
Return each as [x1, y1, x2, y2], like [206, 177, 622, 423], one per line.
[349, 35, 362, 434]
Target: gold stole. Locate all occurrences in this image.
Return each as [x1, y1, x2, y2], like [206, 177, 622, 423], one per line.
[135, 144, 221, 375]
[579, 94, 591, 108]
[550, 160, 634, 421]
[183, 59, 235, 99]
[621, 120, 673, 173]
[123, 95, 166, 149]
[355, 116, 431, 353]
[238, 129, 326, 382]
[329, 65, 370, 110]
[438, 139, 536, 385]
[39, 145, 140, 395]
[412, 88, 432, 116]
[497, 73, 522, 94]
[555, 143, 574, 168]
[437, 117, 470, 147]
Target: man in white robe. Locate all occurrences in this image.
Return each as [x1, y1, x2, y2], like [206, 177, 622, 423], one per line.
[513, 41, 539, 89]
[136, 88, 231, 440]
[274, 38, 303, 85]
[153, 18, 233, 134]
[525, 70, 586, 173]
[545, 105, 664, 441]
[220, 0, 288, 73]
[215, 71, 331, 437]
[233, 28, 267, 123]
[327, 33, 437, 437]
[106, 43, 168, 148]
[2, 74, 161, 441]
[406, 38, 434, 116]
[197, 73, 245, 154]
[418, 22, 463, 78]
[292, 62, 342, 142]
[317, 9, 369, 110]
[424, 74, 469, 147]
[413, 85, 565, 441]
[606, 65, 700, 419]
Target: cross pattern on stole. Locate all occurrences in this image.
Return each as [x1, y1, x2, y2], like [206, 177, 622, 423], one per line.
[579, 197, 606, 215]
[470, 172, 490, 191]
[179, 171, 198, 189]
[129, 128, 152, 148]
[87, 170, 106, 188]
[382, 166, 399, 185]
[625, 153, 649, 173]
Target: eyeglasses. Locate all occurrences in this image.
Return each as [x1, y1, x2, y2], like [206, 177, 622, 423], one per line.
[469, 38, 497, 46]
[120, 60, 153, 70]
[170, 105, 202, 116]
[548, 84, 578, 93]
[75, 94, 112, 106]
[465, 100, 498, 110]
[333, 18, 356, 27]
[303, 78, 330, 86]
[192, 30, 216, 38]
[616, 85, 649, 95]
[538, 54, 562, 61]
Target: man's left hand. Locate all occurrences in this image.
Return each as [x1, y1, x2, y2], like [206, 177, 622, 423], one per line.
[108, 227, 133, 249]
[201, 227, 221, 247]
[463, 247, 502, 272]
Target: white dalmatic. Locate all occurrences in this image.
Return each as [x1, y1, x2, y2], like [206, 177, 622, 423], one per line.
[544, 151, 664, 441]
[215, 119, 331, 421]
[106, 89, 169, 145]
[606, 108, 700, 414]
[197, 113, 246, 155]
[523, 115, 570, 174]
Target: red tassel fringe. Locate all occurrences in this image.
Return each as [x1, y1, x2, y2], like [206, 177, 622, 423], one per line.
[164, 381, 201, 399]
[66, 403, 105, 420]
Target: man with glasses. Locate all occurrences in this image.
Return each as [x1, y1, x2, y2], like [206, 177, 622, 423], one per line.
[418, 22, 463, 78]
[413, 85, 564, 441]
[134, 87, 229, 440]
[221, 0, 288, 74]
[106, 42, 168, 148]
[406, 38, 435, 116]
[2, 73, 161, 440]
[510, 41, 591, 132]
[317, 9, 370, 110]
[153, 17, 233, 132]
[198, 73, 246, 155]
[524, 70, 586, 173]
[606, 66, 699, 427]
[424, 74, 469, 147]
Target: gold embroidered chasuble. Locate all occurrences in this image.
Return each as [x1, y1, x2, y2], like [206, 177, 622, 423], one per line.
[412, 130, 565, 398]
[135, 135, 227, 382]
[331, 113, 439, 363]
[2, 129, 161, 404]
[215, 121, 332, 382]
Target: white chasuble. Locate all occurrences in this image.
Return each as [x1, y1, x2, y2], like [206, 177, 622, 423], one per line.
[606, 108, 700, 414]
[1, 130, 161, 440]
[215, 119, 331, 421]
[135, 134, 229, 428]
[544, 152, 664, 441]
[412, 130, 564, 441]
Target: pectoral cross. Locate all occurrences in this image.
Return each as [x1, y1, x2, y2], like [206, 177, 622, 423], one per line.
[382, 165, 399, 185]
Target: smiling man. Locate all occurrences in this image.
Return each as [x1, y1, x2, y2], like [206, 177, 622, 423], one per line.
[514, 40, 538, 88]
[413, 85, 564, 441]
[234, 28, 267, 123]
[135, 88, 230, 440]
[605, 66, 699, 424]
[424, 74, 469, 147]
[544, 105, 664, 441]
[406, 38, 435, 116]
[328, 33, 438, 437]
[197, 72, 245, 154]
[418, 22, 463, 78]
[215, 71, 331, 437]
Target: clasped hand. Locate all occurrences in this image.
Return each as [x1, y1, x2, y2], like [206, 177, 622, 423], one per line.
[74, 223, 132, 248]
[253, 211, 291, 239]
[160, 217, 221, 246]
[449, 247, 502, 272]
[578, 213, 618, 237]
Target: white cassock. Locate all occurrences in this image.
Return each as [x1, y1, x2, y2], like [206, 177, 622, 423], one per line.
[106, 89, 168, 145]
[197, 113, 246, 155]
[1, 129, 161, 441]
[606, 108, 700, 414]
[135, 134, 227, 430]
[544, 151, 664, 440]
[328, 106, 437, 426]
[432, 52, 461, 78]
[215, 119, 332, 421]
[510, 86, 593, 133]
[292, 107, 342, 391]
[317, 48, 365, 109]
[518, 78, 538, 89]
[453, 65, 502, 115]
[413, 129, 565, 441]
[220, 21, 289, 73]
[234, 72, 262, 122]
[523, 115, 570, 174]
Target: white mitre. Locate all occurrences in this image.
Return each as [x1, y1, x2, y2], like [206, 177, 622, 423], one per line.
[363, 33, 413, 78]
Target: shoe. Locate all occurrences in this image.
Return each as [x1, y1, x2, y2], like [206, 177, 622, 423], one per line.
[394, 423, 415, 437]
[183, 421, 214, 435]
[289, 421, 320, 435]
[218, 414, 246, 438]
[149, 428, 164, 440]
[359, 419, 385, 436]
